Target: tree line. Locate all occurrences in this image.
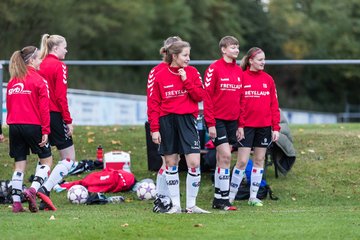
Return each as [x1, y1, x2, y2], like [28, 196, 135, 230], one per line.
[1, 0, 360, 112]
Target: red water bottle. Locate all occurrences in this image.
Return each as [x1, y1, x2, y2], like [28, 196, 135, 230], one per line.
[97, 145, 103, 162]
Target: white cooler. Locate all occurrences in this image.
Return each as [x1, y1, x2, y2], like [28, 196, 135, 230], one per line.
[103, 151, 131, 172]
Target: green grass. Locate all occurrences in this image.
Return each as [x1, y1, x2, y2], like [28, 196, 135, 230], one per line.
[1, 124, 360, 240]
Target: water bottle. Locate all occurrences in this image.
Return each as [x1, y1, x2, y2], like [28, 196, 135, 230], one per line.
[97, 145, 103, 162]
[196, 115, 203, 130]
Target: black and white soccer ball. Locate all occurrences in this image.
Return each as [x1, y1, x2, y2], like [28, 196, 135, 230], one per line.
[153, 195, 173, 213]
[67, 185, 89, 204]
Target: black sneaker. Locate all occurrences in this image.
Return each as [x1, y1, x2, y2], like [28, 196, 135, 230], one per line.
[212, 198, 237, 211]
[38, 187, 56, 211]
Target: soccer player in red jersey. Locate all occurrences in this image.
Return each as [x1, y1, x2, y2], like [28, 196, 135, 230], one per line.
[229, 47, 281, 206]
[6, 46, 54, 213]
[148, 41, 209, 214]
[147, 37, 181, 211]
[37, 34, 76, 210]
[203, 36, 243, 211]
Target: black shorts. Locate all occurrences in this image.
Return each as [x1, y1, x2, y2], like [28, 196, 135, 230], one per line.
[159, 114, 200, 155]
[9, 124, 52, 161]
[237, 127, 272, 148]
[213, 119, 238, 146]
[49, 112, 73, 150]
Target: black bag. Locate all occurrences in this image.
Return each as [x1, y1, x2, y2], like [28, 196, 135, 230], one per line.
[68, 159, 103, 175]
[235, 160, 279, 201]
[235, 180, 278, 200]
[0, 180, 12, 204]
[0, 180, 27, 204]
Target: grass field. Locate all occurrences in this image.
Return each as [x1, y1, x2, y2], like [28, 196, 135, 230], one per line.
[1, 124, 360, 240]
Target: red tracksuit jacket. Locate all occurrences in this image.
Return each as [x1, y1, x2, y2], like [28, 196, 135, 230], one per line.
[38, 54, 72, 124]
[148, 65, 205, 132]
[238, 69, 280, 131]
[203, 58, 243, 127]
[60, 168, 135, 193]
[146, 62, 167, 121]
[6, 66, 50, 135]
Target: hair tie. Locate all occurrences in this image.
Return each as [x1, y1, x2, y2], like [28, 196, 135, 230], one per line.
[249, 49, 263, 59]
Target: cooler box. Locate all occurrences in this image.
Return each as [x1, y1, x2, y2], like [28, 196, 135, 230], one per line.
[104, 151, 131, 172]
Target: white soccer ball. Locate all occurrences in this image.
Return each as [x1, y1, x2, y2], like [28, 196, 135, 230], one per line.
[136, 182, 156, 200]
[67, 185, 89, 204]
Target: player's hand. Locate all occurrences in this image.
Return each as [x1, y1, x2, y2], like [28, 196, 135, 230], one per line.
[178, 68, 187, 81]
[39, 134, 48, 147]
[152, 131, 161, 144]
[0, 134, 4, 142]
[236, 128, 244, 141]
[67, 123, 74, 136]
[272, 131, 279, 142]
[208, 126, 216, 140]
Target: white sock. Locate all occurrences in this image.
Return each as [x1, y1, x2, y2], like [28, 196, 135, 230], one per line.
[165, 166, 180, 208]
[156, 168, 169, 197]
[186, 167, 200, 209]
[11, 171, 24, 202]
[250, 167, 263, 199]
[214, 167, 230, 200]
[43, 159, 75, 191]
[31, 165, 50, 191]
[229, 167, 245, 201]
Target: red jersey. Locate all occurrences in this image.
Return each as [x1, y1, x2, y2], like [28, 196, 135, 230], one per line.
[146, 62, 167, 120]
[38, 54, 72, 124]
[238, 69, 280, 131]
[203, 58, 243, 127]
[148, 65, 205, 132]
[6, 67, 50, 135]
[60, 168, 135, 193]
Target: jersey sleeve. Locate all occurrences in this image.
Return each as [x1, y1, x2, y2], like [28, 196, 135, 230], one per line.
[182, 67, 205, 103]
[148, 76, 161, 132]
[146, 67, 156, 119]
[54, 63, 72, 124]
[238, 85, 246, 128]
[38, 78, 51, 135]
[203, 64, 217, 127]
[270, 79, 281, 131]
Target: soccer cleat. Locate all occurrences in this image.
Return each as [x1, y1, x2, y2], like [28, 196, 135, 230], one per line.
[12, 202, 26, 213]
[248, 198, 263, 207]
[37, 187, 57, 211]
[185, 206, 211, 214]
[165, 205, 182, 214]
[24, 187, 38, 213]
[212, 198, 237, 211]
[53, 184, 67, 193]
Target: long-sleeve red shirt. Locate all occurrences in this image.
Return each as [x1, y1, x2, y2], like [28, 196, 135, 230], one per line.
[146, 62, 167, 121]
[238, 69, 280, 131]
[38, 54, 72, 124]
[148, 65, 205, 132]
[6, 67, 50, 135]
[203, 58, 243, 127]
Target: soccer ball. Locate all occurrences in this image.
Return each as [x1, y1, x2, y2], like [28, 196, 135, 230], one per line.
[136, 182, 156, 200]
[67, 185, 89, 204]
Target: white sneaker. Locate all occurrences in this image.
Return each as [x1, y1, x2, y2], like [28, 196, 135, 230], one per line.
[165, 205, 182, 214]
[185, 206, 211, 214]
[248, 198, 263, 207]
